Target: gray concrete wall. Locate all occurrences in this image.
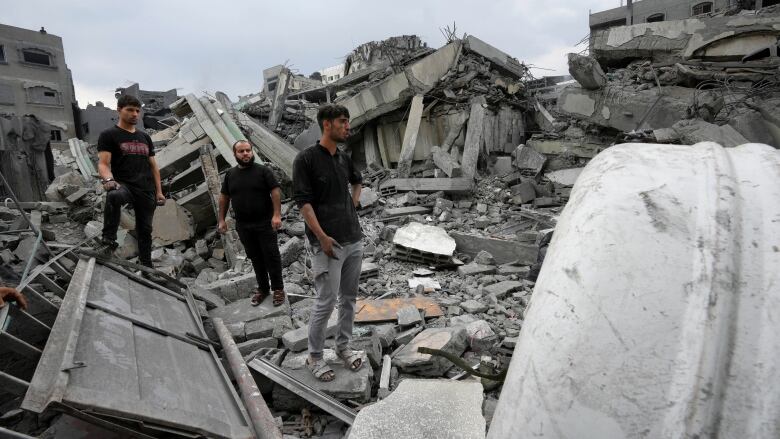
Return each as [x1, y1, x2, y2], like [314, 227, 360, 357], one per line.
[0, 23, 78, 139]
[590, 0, 733, 29]
[80, 102, 118, 144]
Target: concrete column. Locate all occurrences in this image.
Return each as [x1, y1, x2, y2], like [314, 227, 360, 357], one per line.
[461, 96, 487, 179]
[396, 94, 425, 178]
[199, 145, 240, 267]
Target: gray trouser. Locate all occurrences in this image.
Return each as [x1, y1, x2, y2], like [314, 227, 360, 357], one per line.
[307, 240, 363, 359]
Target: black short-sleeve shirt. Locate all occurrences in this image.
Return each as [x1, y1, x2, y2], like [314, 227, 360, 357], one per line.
[220, 163, 280, 225]
[97, 126, 155, 192]
[292, 142, 362, 245]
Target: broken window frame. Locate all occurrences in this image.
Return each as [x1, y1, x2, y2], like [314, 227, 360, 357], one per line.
[646, 13, 665, 23]
[691, 2, 713, 16]
[0, 82, 14, 105]
[25, 86, 62, 106]
[19, 47, 55, 69]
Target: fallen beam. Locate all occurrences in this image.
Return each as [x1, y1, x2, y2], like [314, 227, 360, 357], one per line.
[248, 358, 358, 425]
[431, 145, 462, 177]
[450, 231, 539, 265]
[396, 95, 425, 178]
[235, 112, 298, 179]
[461, 96, 486, 179]
[379, 178, 473, 196]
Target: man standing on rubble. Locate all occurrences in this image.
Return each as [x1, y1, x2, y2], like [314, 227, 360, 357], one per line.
[95, 95, 165, 269]
[293, 104, 364, 382]
[218, 140, 286, 307]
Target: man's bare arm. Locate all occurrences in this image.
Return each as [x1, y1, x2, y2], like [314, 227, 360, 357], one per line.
[351, 183, 362, 208]
[97, 151, 119, 191]
[218, 194, 230, 233]
[271, 188, 282, 230]
[148, 156, 165, 204]
[300, 203, 339, 258]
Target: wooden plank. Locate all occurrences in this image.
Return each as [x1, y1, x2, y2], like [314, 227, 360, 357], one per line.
[396, 95, 425, 178]
[355, 297, 444, 323]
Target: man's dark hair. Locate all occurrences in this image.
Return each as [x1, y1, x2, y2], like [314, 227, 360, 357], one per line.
[232, 139, 250, 152]
[117, 94, 142, 109]
[317, 104, 350, 130]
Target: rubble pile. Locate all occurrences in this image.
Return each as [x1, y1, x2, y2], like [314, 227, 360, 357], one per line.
[541, 5, 780, 154]
[1, 6, 779, 435]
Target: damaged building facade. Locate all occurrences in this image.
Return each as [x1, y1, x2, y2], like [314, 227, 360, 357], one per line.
[1, 3, 779, 437]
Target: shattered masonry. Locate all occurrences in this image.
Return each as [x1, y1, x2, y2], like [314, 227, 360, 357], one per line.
[1, 3, 779, 438]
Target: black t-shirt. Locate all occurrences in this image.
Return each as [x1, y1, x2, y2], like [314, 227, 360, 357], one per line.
[292, 142, 363, 245]
[220, 163, 280, 225]
[97, 126, 155, 192]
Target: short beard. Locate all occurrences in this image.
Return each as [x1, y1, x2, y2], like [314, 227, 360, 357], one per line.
[236, 154, 255, 167]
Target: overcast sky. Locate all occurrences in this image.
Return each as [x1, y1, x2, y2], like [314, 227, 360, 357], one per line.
[4, 0, 621, 107]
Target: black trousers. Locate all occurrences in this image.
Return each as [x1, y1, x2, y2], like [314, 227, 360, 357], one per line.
[236, 222, 284, 293]
[102, 185, 156, 266]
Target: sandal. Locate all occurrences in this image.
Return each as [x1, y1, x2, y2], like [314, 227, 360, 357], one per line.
[272, 289, 286, 307]
[336, 347, 364, 371]
[306, 356, 335, 382]
[250, 289, 269, 306]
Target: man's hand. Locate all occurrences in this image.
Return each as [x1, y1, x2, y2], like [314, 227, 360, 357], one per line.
[218, 220, 228, 234]
[155, 192, 166, 206]
[271, 214, 282, 231]
[318, 235, 342, 259]
[0, 287, 28, 310]
[103, 180, 119, 191]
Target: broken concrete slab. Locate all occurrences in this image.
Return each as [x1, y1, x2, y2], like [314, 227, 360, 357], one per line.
[545, 167, 584, 187]
[349, 378, 485, 439]
[208, 296, 290, 329]
[341, 42, 459, 127]
[393, 222, 456, 258]
[203, 272, 258, 302]
[513, 145, 546, 173]
[397, 305, 423, 327]
[431, 145, 462, 177]
[282, 310, 339, 352]
[280, 236, 304, 268]
[379, 178, 473, 196]
[276, 349, 373, 403]
[464, 34, 525, 79]
[245, 315, 294, 340]
[461, 300, 489, 314]
[483, 281, 523, 299]
[237, 337, 278, 355]
[461, 96, 487, 179]
[451, 231, 539, 265]
[672, 119, 750, 148]
[394, 327, 468, 377]
[558, 84, 721, 132]
[152, 200, 195, 245]
[567, 53, 607, 90]
[510, 181, 536, 204]
[397, 94, 425, 178]
[465, 320, 498, 353]
[458, 262, 497, 277]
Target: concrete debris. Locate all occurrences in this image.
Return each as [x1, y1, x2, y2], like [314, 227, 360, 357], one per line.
[567, 53, 607, 90]
[349, 379, 485, 439]
[394, 327, 468, 376]
[9, 12, 776, 436]
[392, 222, 456, 259]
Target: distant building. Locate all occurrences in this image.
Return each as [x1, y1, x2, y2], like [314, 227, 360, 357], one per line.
[319, 64, 346, 84]
[588, 0, 775, 31]
[0, 23, 78, 142]
[80, 101, 117, 144]
[114, 82, 178, 130]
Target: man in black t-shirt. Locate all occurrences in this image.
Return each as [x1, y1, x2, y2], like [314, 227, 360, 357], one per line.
[219, 140, 286, 307]
[95, 95, 165, 268]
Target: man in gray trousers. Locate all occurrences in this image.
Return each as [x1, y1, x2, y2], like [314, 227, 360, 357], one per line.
[293, 104, 363, 382]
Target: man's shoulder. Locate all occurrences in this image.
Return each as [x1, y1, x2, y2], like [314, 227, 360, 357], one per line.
[296, 144, 321, 161]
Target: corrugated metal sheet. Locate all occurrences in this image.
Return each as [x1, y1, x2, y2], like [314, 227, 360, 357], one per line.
[22, 258, 254, 439]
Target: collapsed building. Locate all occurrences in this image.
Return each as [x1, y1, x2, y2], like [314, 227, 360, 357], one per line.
[1, 4, 779, 436]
